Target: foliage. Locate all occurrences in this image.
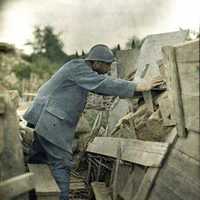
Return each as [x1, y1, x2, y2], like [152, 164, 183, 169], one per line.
[27, 25, 68, 64]
[29, 56, 59, 78]
[13, 62, 31, 80]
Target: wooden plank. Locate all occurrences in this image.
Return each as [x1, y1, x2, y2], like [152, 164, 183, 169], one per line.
[175, 39, 199, 63]
[149, 180, 182, 200]
[181, 95, 199, 133]
[167, 149, 200, 184]
[133, 168, 159, 200]
[92, 137, 169, 150]
[87, 137, 169, 167]
[91, 182, 112, 200]
[116, 164, 134, 197]
[120, 165, 145, 200]
[28, 164, 60, 197]
[162, 46, 186, 137]
[156, 163, 200, 200]
[175, 131, 200, 161]
[149, 143, 200, 200]
[0, 173, 35, 199]
[132, 128, 178, 200]
[177, 62, 199, 96]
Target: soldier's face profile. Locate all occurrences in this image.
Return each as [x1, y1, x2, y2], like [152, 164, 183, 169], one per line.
[98, 62, 111, 74]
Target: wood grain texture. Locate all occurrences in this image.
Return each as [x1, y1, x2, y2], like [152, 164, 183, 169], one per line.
[162, 46, 186, 137]
[175, 39, 199, 63]
[132, 127, 178, 200]
[87, 137, 169, 167]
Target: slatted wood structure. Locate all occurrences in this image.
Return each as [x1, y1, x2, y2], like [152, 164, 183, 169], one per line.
[87, 136, 171, 199]
[147, 39, 200, 200]
[87, 137, 170, 167]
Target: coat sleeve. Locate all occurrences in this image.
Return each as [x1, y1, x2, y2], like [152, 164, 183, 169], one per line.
[70, 62, 137, 98]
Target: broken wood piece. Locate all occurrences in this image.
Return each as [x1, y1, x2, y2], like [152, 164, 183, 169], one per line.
[0, 173, 35, 200]
[87, 137, 169, 167]
[28, 164, 60, 200]
[91, 182, 112, 200]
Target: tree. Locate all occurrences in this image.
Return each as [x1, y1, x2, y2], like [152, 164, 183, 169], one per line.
[27, 26, 68, 64]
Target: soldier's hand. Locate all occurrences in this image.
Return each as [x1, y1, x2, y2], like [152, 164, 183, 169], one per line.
[135, 76, 164, 92]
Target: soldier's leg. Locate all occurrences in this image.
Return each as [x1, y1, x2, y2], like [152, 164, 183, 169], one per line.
[36, 134, 73, 200]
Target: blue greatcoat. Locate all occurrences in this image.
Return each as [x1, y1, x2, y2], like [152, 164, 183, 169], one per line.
[23, 59, 137, 155]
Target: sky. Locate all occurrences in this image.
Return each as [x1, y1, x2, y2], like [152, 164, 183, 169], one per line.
[0, 0, 199, 54]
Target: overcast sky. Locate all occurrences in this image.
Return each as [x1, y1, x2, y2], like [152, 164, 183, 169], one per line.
[0, 0, 199, 54]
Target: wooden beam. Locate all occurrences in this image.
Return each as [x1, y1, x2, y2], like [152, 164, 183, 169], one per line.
[162, 46, 187, 137]
[0, 173, 35, 200]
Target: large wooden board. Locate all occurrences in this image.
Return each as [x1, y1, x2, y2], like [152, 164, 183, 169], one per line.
[87, 137, 169, 167]
[0, 173, 35, 199]
[148, 144, 200, 200]
[28, 164, 60, 199]
[175, 131, 200, 161]
[175, 39, 199, 63]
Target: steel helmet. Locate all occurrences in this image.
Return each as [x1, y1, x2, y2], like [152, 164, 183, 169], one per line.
[85, 44, 114, 63]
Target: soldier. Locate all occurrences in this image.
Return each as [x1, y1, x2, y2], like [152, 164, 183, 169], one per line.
[23, 44, 162, 200]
